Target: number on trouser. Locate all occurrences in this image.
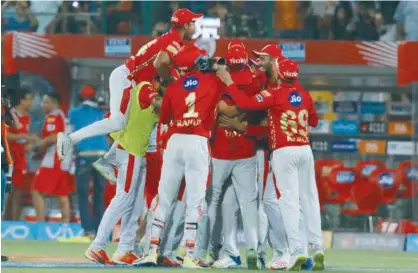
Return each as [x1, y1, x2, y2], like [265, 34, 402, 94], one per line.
[280, 109, 308, 136]
[183, 92, 198, 118]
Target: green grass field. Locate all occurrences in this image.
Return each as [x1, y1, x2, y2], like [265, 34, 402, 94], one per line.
[2, 240, 418, 273]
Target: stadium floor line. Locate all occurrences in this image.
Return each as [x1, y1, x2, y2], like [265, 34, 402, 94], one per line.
[1, 262, 418, 272]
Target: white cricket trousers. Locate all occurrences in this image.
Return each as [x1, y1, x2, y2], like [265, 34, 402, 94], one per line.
[91, 147, 145, 253]
[207, 156, 259, 256]
[151, 134, 210, 249]
[271, 145, 322, 254]
[70, 65, 133, 143]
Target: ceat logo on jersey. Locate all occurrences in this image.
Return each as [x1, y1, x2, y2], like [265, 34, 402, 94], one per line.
[289, 92, 302, 107]
[183, 76, 199, 91]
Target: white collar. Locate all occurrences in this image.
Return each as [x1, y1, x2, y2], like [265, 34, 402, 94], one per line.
[82, 100, 99, 108]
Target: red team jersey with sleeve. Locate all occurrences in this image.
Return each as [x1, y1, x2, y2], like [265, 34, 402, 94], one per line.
[8, 114, 30, 171]
[159, 71, 226, 139]
[211, 67, 264, 160]
[227, 82, 318, 151]
[125, 28, 183, 83]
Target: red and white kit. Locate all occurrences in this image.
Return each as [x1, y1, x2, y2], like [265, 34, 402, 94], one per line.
[33, 109, 70, 196]
[225, 61, 323, 258]
[8, 113, 30, 190]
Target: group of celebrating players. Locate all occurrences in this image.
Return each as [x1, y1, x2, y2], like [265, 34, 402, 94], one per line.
[56, 8, 324, 271]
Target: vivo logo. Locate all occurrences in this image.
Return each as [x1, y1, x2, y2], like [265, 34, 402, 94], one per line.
[284, 71, 298, 77]
[229, 58, 246, 64]
[183, 77, 199, 91]
[332, 120, 358, 134]
[2, 225, 30, 240]
[43, 225, 84, 240]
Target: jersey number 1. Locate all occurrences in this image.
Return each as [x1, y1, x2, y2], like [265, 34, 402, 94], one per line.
[183, 92, 198, 118]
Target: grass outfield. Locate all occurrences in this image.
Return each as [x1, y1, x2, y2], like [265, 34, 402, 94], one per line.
[2, 240, 418, 273]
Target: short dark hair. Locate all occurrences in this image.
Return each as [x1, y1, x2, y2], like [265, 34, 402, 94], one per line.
[11, 87, 31, 106]
[46, 92, 61, 104]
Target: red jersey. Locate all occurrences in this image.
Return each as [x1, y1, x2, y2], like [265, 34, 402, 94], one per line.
[159, 71, 225, 138]
[211, 67, 264, 160]
[8, 113, 30, 170]
[125, 28, 183, 83]
[227, 82, 318, 151]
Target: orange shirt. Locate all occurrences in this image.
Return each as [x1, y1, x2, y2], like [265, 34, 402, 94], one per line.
[274, 1, 303, 30]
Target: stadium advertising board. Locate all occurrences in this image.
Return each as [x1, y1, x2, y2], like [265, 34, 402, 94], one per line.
[360, 122, 387, 134]
[387, 141, 415, 156]
[389, 103, 413, 120]
[359, 102, 386, 115]
[330, 140, 358, 153]
[310, 120, 330, 134]
[331, 120, 359, 135]
[311, 140, 329, 152]
[280, 42, 305, 61]
[104, 37, 131, 57]
[332, 101, 358, 114]
[388, 121, 414, 135]
[358, 140, 386, 155]
[406, 234, 418, 252]
[333, 232, 405, 251]
[1, 221, 83, 240]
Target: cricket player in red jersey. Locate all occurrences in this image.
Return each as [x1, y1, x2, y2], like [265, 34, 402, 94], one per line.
[32, 93, 72, 223]
[216, 59, 324, 271]
[203, 41, 261, 269]
[57, 8, 203, 170]
[6, 88, 37, 220]
[136, 44, 227, 269]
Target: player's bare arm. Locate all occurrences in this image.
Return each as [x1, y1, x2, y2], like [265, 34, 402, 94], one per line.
[154, 51, 172, 82]
[218, 100, 241, 117]
[219, 115, 248, 132]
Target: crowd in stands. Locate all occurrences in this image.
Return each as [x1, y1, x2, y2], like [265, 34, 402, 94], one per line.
[1, 1, 418, 40]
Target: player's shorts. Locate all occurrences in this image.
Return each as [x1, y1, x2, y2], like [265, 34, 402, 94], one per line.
[67, 172, 76, 194]
[144, 151, 163, 209]
[12, 168, 26, 190]
[32, 168, 69, 197]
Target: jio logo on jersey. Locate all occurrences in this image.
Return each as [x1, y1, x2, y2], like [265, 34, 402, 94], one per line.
[289, 92, 302, 107]
[183, 76, 199, 91]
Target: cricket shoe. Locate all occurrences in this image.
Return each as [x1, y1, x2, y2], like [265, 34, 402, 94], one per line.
[182, 256, 202, 269]
[246, 249, 258, 270]
[312, 250, 325, 271]
[287, 251, 307, 271]
[158, 256, 181, 267]
[133, 248, 158, 267]
[93, 157, 117, 184]
[268, 258, 289, 270]
[301, 257, 314, 271]
[213, 255, 242, 269]
[84, 247, 115, 265]
[112, 251, 140, 265]
[199, 252, 216, 267]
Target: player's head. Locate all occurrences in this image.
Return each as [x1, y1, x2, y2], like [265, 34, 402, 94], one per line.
[249, 58, 263, 71]
[42, 92, 61, 113]
[12, 87, 33, 111]
[226, 40, 248, 71]
[253, 44, 285, 77]
[277, 59, 299, 83]
[172, 44, 207, 73]
[79, 85, 96, 102]
[171, 8, 203, 41]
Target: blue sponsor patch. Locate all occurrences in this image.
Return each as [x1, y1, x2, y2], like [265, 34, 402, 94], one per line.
[406, 234, 418, 252]
[360, 102, 386, 115]
[289, 92, 302, 107]
[330, 140, 358, 153]
[183, 76, 199, 91]
[331, 120, 359, 135]
[378, 173, 394, 188]
[256, 94, 264, 102]
[336, 171, 355, 184]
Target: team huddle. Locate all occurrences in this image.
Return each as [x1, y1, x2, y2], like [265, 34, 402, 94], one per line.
[56, 8, 324, 271]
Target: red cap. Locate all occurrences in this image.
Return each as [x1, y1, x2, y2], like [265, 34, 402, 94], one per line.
[80, 85, 96, 100]
[172, 44, 207, 71]
[277, 59, 299, 81]
[171, 8, 203, 27]
[226, 40, 248, 67]
[253, 44, 285, 60]
[230, 67, 253, 86]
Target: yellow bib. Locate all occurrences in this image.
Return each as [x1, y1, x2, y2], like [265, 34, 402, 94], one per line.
[110, 81, 158, 156]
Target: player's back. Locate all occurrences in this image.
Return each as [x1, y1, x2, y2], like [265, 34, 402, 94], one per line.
[161, 71, 224, 138]
[268, 83, 318, 150]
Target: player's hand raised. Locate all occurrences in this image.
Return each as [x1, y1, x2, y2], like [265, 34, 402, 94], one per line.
[216, 68, 234, 86]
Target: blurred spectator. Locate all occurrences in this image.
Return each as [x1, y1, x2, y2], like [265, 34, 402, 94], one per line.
[30, 0, 61, 34]
[311, 0, 338, 39]
[45, 2, 79, 33]
[225, 1, 266, 38]
[274, 0, 304, 38]
[207, 2, 228, 37]
[106, 0, 138, 34]
[330, 4, 355, 40]
[354, 2, 379, 41]
[393, 0, 418, 41]
[2, 1, 38, 32]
